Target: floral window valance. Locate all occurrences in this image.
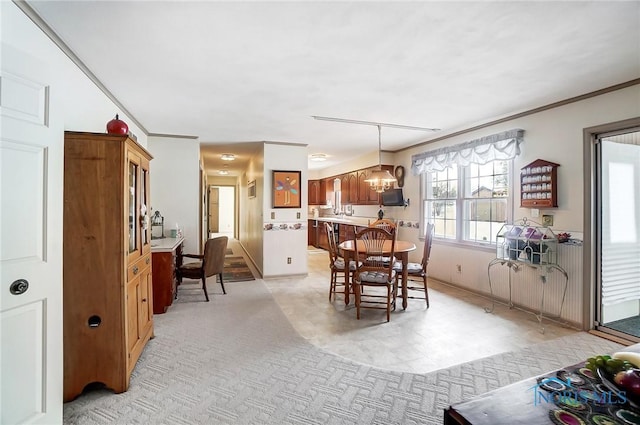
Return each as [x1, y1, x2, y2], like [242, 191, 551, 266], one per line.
[411, 129, 525, 174]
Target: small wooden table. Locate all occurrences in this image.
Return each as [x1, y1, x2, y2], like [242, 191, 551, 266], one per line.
[151, 236, 184, 314]
[444, 343, 640, 424]
[338, 239, 416, 309]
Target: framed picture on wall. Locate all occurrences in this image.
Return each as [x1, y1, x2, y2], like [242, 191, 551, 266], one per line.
[272, 170, 301, 208]
[248, 180, 256, 198]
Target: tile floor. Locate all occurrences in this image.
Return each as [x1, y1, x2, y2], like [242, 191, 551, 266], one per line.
[233, 239, 580, 374]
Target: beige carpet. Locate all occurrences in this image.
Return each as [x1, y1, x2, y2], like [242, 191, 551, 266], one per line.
[63, 278, 623, 424]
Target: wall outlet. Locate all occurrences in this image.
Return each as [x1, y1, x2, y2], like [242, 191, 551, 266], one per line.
[271, 212, 275, 219]
[456, 264, 462, 273]
[296, 212, 300, 219]
[287, 257, 292, 264]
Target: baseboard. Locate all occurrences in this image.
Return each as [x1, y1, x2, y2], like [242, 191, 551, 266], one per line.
[428, 277, 583, 330]
[588, 329, 638, 346]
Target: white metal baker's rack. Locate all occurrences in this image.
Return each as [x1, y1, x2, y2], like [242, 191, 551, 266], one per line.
[485, 218, 568, 333]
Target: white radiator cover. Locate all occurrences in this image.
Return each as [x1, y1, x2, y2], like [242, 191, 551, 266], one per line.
[431, 243, 584, 325]
[488, 244, 583, 324]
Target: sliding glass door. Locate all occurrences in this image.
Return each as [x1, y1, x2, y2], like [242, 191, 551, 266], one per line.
[596, 129, 640, 340]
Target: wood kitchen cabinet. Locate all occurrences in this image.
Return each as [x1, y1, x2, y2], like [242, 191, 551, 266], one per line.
[308, 179, 327, 205]
[63, 131, 154, 402]
[308, 220, 318, 247]
[317, 222, 330, 250]
[346, 172, 358, 204]
[317, 164, 395, 207]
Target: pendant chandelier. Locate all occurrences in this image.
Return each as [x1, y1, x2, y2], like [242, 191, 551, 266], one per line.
[365, 125, 397, 193]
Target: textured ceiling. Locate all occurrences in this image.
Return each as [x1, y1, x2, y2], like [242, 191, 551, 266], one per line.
[27, 1, 640, 176]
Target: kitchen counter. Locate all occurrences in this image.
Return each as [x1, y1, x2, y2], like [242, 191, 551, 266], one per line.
[150, 236, 184, 252]
[314, 216, 374, 226]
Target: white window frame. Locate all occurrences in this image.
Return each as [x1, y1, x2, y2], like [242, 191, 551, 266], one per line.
[420, 159, 514, 249]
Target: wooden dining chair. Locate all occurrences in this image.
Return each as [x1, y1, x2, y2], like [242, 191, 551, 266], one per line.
[369, 218, 396, 233]
[177, 236, 228, 301]
[326, 222, 360, 301]
[369, 218, 397, 264]
[353, 226, 397, 322]
[394, 223, 434, 307]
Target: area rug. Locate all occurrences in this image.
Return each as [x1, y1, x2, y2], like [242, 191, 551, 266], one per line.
[223, 256, 255, 282]
[63, 278, 623, 425]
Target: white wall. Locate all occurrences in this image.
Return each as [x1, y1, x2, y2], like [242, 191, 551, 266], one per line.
[239, 146, 265, 273]
[2, 3, 148, 148]
[262, 142, 308, 277]
[148, 136, 200, 254]
[390, 84, 640, 326]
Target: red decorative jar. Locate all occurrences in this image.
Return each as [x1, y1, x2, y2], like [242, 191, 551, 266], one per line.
[106, 114, 129, 135]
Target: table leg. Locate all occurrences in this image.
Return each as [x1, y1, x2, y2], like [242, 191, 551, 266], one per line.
[344, 251, 351, 305]
[401, 252, 408, 310]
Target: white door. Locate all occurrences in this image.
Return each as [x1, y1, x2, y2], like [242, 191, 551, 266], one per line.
[0, 43, 63, 423]
[596, 129, 640, 340]
[209, 187, 219, 234]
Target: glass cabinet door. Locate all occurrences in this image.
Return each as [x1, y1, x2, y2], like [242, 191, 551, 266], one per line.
[126, 143, 152, 262]
[128, 159, 138, 254]
[140, 159, 150, 254]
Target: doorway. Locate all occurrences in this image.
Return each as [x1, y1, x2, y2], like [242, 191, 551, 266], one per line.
[209, 185, 235, 238]
[594, 126, 640, 341]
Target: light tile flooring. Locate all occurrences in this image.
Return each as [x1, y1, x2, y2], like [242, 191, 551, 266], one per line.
[233, 239, 579, 374]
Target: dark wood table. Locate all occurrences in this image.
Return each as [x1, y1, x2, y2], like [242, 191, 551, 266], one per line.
[444, 343, 640, 424]
[338, 239, 416, 309]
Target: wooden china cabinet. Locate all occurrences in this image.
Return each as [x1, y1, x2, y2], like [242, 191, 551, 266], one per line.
[62, 131, 154, 401]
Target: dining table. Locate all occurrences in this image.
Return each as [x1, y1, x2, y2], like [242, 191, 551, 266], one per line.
[338, 239, 417, 310]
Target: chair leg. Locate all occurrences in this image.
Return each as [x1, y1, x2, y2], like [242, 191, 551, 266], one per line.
[201, 274, 209, 302]
[219, 273, 226, 295]
[423, 276, 429, 308]
[354, 282, 361, 320]
[392, 279, 398, 311]
[329, 269, 335, 301]
[386, 285, 391, 322]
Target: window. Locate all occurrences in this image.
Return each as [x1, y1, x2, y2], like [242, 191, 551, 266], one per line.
[423, 160, 511, 244]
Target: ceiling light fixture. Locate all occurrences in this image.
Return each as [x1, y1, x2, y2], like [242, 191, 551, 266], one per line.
[218, 169, 229, 175]
[365, 125, 397, 193]
[221, 154, 235, 161]
[310, 153, 328, 162]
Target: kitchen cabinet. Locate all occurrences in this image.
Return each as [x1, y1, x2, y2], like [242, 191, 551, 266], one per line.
[520, 159, 559, 208]
[346, 172, 358, 204]
[308, 180, 319, 204]
[62, 131, 154, 401]
[340, 174, 349, 204]
[317, 222, 330, 250]
[308, 180, 327, 205]
[317, 164, 395, 207]
[339, 223, 356, 244]
[308, 219, 318, 247]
